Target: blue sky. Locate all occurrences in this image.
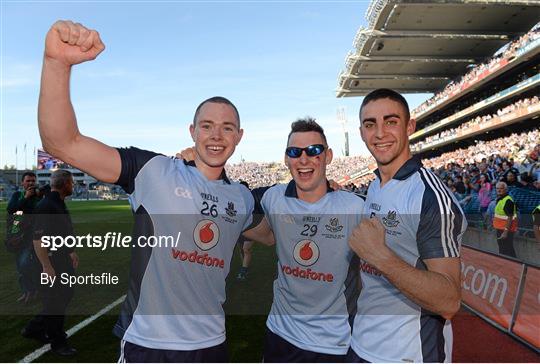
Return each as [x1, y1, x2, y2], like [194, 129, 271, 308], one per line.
[1, 0, 431, 169]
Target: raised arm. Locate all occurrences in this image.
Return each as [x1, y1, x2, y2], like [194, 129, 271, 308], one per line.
[39, 20, 120, 183]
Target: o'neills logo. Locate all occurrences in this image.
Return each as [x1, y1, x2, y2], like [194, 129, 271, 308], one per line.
[193, 219, 220, 251]
[293, 239, 319, 266]
[171, 248, 224, 269]
[281, 265, 333, 282]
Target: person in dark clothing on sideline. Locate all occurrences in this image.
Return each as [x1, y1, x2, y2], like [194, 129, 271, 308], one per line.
[21, 170, 79, 356]
[7, 172, 42, 303]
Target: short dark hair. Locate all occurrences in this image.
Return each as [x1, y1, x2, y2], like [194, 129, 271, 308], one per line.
[359, 88, 410, 121]
[287, 117, 327, 145]
[192, 96, 240, 127]
[21, 172, 36, 182]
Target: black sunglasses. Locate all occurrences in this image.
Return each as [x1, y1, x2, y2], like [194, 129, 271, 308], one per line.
[285, 144, 325, 158]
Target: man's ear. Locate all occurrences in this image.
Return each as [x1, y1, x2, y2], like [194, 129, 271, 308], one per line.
[236, 128, 244, 145]
[189, 123, 196, 142]
[326, 148, 333, 165]
[359, 125, 366, 143]
[407, 118, 416, 136]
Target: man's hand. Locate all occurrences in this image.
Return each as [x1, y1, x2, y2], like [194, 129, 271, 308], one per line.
[24, 187, 36, 199]
[45, 20, 105, 67]
[176, 147, 196, 162]
[70, 251, 79, 269]
[328, 179, 341, 191]
[500, 230, 508, 240]
[349, 217, 393, 268]
[42, 264, 56, 280]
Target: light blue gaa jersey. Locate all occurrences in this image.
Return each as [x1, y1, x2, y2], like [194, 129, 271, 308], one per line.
[112, 147, 254, 350]
[260, 181, 365, 355]
[351, 156, 467, 363]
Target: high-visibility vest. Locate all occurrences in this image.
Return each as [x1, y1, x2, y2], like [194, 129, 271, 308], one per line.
[493, 195, 518, 232]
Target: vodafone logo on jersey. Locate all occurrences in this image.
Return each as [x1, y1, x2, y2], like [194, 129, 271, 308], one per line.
[293, 239, 319, 266]
[193, 219, 220, 251]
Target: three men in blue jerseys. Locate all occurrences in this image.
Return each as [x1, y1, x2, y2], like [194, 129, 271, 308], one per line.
[38, 20, 465, 362]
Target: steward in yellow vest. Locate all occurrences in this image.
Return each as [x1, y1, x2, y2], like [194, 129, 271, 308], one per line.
[494, 182, 517, 258]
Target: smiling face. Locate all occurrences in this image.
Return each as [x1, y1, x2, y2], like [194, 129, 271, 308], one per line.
[189, 101, 243, 177]
[285, 131, 332, 199]
[359, 97, 415, 175]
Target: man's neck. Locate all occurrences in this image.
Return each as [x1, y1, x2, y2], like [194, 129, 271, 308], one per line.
[194, 155, 224, 181]
[296, 180, 328, 204]
[378, 151, 412, 186]
[51, 188, 66, 200]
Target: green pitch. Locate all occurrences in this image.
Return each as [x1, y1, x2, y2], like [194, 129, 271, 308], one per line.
[0, 200, 276, 362]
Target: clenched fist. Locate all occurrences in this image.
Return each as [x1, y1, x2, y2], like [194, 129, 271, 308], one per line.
[45, 20, 105, 66]
[349, 217, 392, 269]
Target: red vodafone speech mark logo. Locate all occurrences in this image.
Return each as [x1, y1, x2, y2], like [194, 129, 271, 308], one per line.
[193, 219, 220, 251]
[293, 240, 319, 267]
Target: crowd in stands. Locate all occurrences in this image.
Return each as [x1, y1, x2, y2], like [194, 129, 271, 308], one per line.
[411, 26, 540, 117]
[326, 155, 373, 181]
[424, 129, 540, 232]
[225, 161, 290, 188]
[412, 96, 540, 151]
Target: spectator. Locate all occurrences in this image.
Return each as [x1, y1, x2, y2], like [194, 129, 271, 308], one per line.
[478, 174, 493, 228]
[505, 171, 520, 187]
[22, 170, 79, 356]
[7, 172, 42, 303]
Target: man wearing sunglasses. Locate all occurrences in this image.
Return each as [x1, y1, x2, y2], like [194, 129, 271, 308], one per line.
[347, 89, 466, 363]
[242, 118, 365, 362]
[38, 20, 259, 362]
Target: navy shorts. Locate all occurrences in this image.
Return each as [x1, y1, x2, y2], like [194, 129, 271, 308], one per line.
[263, 327, 346, 363]
[119, 339, 228, 363]
[344, 347, 370, 363]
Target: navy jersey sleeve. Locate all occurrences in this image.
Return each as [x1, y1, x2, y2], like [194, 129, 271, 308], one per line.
[246, 186, 272, 230]
[417, 181, 463, 259]
[115, 147, 162, 194]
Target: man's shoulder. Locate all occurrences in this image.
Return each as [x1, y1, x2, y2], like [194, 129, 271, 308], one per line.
[333, 189, 366, 202]
[35, 195, 59, 212]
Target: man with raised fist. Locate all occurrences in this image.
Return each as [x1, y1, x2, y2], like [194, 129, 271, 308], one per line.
[39, 20, 255, 362]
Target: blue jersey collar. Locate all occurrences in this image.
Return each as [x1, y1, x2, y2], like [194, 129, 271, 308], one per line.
[373, 156, 423, 181]
[284, 180, 334, 198]
[183, 160, 231, 184]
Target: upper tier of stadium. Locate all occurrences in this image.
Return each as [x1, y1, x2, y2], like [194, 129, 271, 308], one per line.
[336, 0, 540, 97]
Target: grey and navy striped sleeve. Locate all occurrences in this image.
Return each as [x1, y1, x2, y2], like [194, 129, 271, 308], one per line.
[115, 147, 161, 194]
[417, 168, 464, 259]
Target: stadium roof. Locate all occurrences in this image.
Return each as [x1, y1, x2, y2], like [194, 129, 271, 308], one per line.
[336, 0, 540, 97]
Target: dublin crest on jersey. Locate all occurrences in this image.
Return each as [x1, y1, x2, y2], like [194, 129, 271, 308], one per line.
[325, 217, 343, 233]
[225, 201, 237, 217]
[382, 210, 400, 228]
